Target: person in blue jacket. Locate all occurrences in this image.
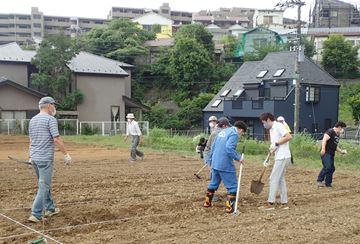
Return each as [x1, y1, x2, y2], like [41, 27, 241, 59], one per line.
[203, 120, 247, 213]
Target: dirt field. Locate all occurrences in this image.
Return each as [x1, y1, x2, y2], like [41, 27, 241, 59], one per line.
[1, 135, 360, 244]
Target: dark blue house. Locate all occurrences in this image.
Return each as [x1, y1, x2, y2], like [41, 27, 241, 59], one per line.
[203, 51, 340, 140]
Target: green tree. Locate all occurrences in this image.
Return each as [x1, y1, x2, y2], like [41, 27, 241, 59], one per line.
[167, 38, 213, 98]
[175, 24, 214, 56]
[81, 18, 156, 64]
[244, 42, 286, 61]
[321, 34, 359, 78]
[31, 34, 81, 109]
[348, 93, 360, 123]
[220, 35, 237, 58]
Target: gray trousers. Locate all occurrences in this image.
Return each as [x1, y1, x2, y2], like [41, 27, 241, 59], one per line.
[130, 135, 144, 160]
[268, 158, 291, 204]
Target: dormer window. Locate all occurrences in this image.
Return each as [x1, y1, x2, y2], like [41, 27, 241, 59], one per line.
[257, 70, 268, 78]
[211, 99, 222, 107]
[273, 69, 285, 77]
[233, 89, 244, 97]
[220, 89, 231, 97]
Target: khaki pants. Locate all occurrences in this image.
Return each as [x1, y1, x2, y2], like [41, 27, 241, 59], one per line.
[268, 158, 291, 204]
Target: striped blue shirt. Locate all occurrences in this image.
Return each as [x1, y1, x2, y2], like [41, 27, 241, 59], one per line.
[29, 113, 60, 162]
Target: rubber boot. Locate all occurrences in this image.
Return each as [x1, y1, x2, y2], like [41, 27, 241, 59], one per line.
[203, 189, 215, 208]
[225, 194, 236, 213]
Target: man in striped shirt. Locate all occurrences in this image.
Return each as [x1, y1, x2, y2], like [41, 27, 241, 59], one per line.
[124, 113, 144, 161]
[28, 97, 72, 223]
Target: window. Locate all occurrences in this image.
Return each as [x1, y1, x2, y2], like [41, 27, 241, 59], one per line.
[263, 16, 273, 25]
[232, 99, 243, 109]
[211, 99, 222, 107]
[95, 21, 104, 24]
[320, 10, 329, 18]
[330, 11, 338, 17]
[18, 16, 30, 20]
[58, 18, 68, 22]
[33, 32, 42, 37]
[233, 89, 244, 97]
[220, 89, 231, 97]
[0, 24, 8, 28]
[257, 70, 268, 78]
[273, 69, 285, 77]
[18, 24, 31, 29]
[33, 23, 41, 28]
[306, 86, 320, 103]
[264, 88, 271, 99]
[33, 14, 42, 19]
[81, 20, 90, 24]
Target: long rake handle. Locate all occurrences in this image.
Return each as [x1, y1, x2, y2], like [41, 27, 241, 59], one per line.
[233, 153, 244, 214]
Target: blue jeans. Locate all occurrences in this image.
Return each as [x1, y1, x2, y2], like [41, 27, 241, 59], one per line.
[31, 161, 56, 219]
[130, 135, 144, 160]
[317, 153, 335, 187]
[208, 169, 238, 194]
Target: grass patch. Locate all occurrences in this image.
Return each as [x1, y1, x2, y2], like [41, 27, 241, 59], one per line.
[64, 128, 360, 169]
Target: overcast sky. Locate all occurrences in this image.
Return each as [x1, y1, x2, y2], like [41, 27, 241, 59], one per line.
[2, 0, 359, 21]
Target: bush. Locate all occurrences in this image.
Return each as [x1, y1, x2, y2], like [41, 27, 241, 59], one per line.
[82, 124, 100, 135]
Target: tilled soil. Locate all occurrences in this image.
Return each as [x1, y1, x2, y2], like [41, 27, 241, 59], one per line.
[1, 135, 360, 244]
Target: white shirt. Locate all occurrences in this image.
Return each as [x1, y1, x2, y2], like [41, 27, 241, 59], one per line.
[270, 121, 291, 160]
[126, 120, 142, 136]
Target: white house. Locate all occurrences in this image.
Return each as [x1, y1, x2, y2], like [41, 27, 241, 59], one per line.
[132, 12, 173, 38]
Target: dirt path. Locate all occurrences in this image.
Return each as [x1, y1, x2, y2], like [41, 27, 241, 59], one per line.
[0, 135, 360, 243]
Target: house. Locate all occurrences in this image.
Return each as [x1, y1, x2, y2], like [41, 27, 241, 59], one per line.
[132, 12, 173, 39]
[205, 24, 229, 43]
[203, 51, 340, 139]
[0, 43, 148, 122]
[235, 27, 283, 57]
[0, 77, 45, 121]
[311, 0, 360, 28]
[253, 9, 284, 28]
[307, 27, 360, 63]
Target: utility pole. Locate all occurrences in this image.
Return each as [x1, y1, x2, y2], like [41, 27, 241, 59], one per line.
[275, 0, 305, 134]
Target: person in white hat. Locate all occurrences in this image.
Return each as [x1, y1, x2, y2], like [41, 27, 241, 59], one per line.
[276, 116, 291, 133]
[124, 113, 144, 161]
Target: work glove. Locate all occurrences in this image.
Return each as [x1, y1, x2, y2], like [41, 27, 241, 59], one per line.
[195, 146, 201, 153]
[340, 149, 347, 155]
[263, 159, 271, 167]
[64, 154, 72, 165]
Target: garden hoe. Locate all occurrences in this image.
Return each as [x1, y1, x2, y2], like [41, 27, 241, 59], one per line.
[194, 164, 207, 179]
[8, 156, 33, 166]
[250, 151, 271, 195]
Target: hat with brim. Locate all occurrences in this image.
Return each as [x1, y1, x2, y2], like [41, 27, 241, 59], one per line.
[39, 96, 58, 105]
[126, 113, 135, 119]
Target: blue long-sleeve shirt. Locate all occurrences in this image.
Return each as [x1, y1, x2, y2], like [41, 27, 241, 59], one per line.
[207, 127, 241, 172]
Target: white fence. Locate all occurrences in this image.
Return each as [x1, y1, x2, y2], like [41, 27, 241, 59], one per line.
[79, 121, 149, 136]
[0, 119, 149, 136]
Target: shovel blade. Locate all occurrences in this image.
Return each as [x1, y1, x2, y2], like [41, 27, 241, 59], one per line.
[250, 180, 264, 195]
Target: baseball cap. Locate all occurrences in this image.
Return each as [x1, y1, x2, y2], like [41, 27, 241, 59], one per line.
[217, 117, 230, 128]
[208, 116, 218, 121]
[39, 96, 57, 105]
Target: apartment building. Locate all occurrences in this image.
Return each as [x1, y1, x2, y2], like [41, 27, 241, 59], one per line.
[0, 7, 107, 45]
[108, 3, 192, 25]
[311, 0, 360, 28]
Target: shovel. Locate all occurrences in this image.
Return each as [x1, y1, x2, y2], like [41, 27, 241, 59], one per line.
[250, 152, 271, 195]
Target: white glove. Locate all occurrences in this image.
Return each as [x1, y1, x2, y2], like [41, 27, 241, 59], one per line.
[263, 159, 271, 167]
[64, 154, 72, 165]
[269, 143, 278, 152]
[341, 149, 347, 155]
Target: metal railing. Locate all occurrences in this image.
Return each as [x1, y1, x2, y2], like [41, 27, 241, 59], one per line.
[0, 119, 149, 136]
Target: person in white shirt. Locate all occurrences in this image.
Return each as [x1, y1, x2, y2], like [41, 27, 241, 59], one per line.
[124, 113, 144, 161]
[259, 112, 292, 211]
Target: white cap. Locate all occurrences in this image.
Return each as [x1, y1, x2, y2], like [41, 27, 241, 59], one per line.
[126, 113, 135, 119]
[208, 116, 218, 122]
[277, 116, 285, 122]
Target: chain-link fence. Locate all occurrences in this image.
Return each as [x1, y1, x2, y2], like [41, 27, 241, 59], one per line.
[79, 121, 149, 136]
